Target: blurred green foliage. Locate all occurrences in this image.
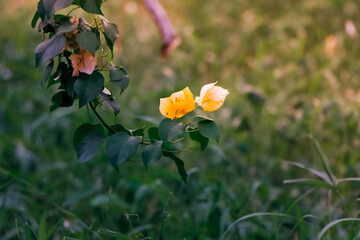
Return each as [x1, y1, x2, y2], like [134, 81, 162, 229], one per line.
[2, 0, 360, 239]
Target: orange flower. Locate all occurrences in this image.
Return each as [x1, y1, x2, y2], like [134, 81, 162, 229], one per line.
[195, 82, 229, 111]
[70, 50, 97, 76]
[159, 87, 195, 119]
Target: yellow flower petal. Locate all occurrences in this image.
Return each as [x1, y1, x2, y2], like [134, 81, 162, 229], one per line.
[196, 82, 229, 112]
[159, 97, 176, 119]
[159, 87, 195, 119]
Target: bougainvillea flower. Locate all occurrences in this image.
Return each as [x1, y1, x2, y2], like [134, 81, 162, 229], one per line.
[195, 82, 229, 112]
[70, 50, 97, 76]
[159, 87, 195, 119]
[61, 17, 80, 51]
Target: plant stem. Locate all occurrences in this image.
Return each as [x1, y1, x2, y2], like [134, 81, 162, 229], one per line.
[89, 102, 114, 134]
[156, 192, 173, 240]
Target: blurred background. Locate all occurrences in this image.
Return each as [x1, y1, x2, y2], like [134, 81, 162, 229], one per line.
[1, 0, 360, 239]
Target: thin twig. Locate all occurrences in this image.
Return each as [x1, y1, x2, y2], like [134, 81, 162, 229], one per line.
[89, 102, 114, 134]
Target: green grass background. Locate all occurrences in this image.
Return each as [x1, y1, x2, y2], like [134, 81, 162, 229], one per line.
[1, 0, 360, 239]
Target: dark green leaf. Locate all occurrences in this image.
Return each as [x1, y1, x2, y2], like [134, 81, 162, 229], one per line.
[198, 120, 220, 143]
[31, 11, 40, 28]
[99, 92, 120, 115]
[163, 152, 188, 183]
[131, 128, 144, 137]
[57, 20, 77, 34]
[74, 71, 104, 108]
[76, 31, 100, 56]
[79, 0, 103, 15]
[100, 16, 119, 55]
[109, 124, 130, 135]
[50, 91, 74, 112]
[189, 129, 209, 150]
[47, 73, 58, 88]
[142, 140, 163, 169]
[109, 64, 129, 93]
[64, 77, 76, 99]
[105, 132, 139, 172]
[35, 33, 67, 67]
[37, 0, 74, 25]
[41, 60, 54, 86]
[100, 17, 119, 43]
[148, 127, 161, 141]
[158, 118, 186, 142]
[76, 131, 105, 163]
[73, 123, 104, 149]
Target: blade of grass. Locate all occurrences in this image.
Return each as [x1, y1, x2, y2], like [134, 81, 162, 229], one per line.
[336, 178, 360, 184]
[309, 135, 336, 185]
[46, 219, 62, 240]
[219, 212, 310, 240]
[284, 161, 333, 185]
[97, 229, 132, 240]
[317, 218, 360, 240]
[38, 212, 46, 240]
[283, 179, 336, 190]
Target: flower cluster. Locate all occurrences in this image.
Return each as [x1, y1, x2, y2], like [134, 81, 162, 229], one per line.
[159, 82, 229, 119]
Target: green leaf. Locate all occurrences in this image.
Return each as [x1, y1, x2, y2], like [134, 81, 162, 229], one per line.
[148, 127, 161, 141]
[198, 120, 220, 143]
[130, 128, 144, 137]
[76, 31, 100, 56]
[73, 124, 101, 148]
[78, 17, 91, 32]
[74, 71, 104, 108]
[158, 118, 186, 142]
[105, 132, 139, 172]
[100, 17, 119, 56]
[79, 0, 103, 15]
[163, 152, 187, 183]
[191, 108, 214, 122]
[37, 0, 74, 29]
[35, 33, 67, 67]
[142, 140, 163, 169]
[109, 124, 130, 135]
[50, 91, 74, 112]
[41, 60, 54, 86]
[76, 131, 105, 163]
[189, 129, 209, 150]
[109, 64, 129, 93]
[99, 92, 120, 115]
[57, 20, 77, 34]
[31, 11, 40, 28]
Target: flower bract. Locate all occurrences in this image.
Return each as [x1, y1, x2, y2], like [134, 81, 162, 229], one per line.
[159, 87, 195, 119]
[195, 82, 229, 111]
[71, 50, 97, 76]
